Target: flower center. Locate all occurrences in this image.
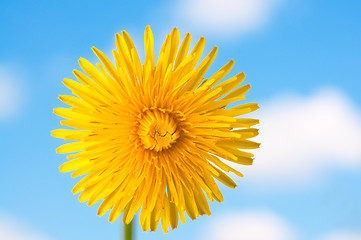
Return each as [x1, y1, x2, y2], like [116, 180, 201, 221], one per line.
[138, 109, 179, 152]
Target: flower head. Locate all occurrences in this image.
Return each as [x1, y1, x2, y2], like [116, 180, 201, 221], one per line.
[52, 26, 259, 232]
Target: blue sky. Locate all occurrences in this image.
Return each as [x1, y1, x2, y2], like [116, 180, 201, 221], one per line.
[0, 0, 360, 239]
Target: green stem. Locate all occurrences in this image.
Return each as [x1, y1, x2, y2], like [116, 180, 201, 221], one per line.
[124, 221, 133, 240]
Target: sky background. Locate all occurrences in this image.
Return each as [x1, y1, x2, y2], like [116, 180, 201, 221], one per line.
[0, 0, 360, 239]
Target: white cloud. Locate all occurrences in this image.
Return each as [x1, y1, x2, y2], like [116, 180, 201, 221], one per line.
[243, 88, 361, 188]
[202, 210, 361, 240]
[320, 230, 361, 240]
[176, 0, 282, 36]
[0, 214, 52, 240]
[203, 210, 296, 240]
[0, 66, 24, 121]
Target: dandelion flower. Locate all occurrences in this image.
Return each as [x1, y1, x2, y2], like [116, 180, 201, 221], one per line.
[52, 26, 260, 232]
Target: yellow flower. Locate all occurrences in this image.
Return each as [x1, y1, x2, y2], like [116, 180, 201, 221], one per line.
[52, 26, 259, 232]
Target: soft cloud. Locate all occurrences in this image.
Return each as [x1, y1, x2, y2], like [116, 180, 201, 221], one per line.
[243, 88, 361, 188]
[176, 0, 282, 36]
[320, 230, 361, 240]
[0, 66, 24, 121]
[0, 214, 52, 240]
[203, 210, 296, 240]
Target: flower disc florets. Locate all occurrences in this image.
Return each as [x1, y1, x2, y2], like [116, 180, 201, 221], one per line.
[137, 108, 180, 151]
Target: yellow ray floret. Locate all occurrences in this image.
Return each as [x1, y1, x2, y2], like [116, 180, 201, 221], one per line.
[52, 26, 259, 233]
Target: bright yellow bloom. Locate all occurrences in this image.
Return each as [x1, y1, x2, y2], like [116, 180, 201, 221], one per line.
[52, 26, 259, 232]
